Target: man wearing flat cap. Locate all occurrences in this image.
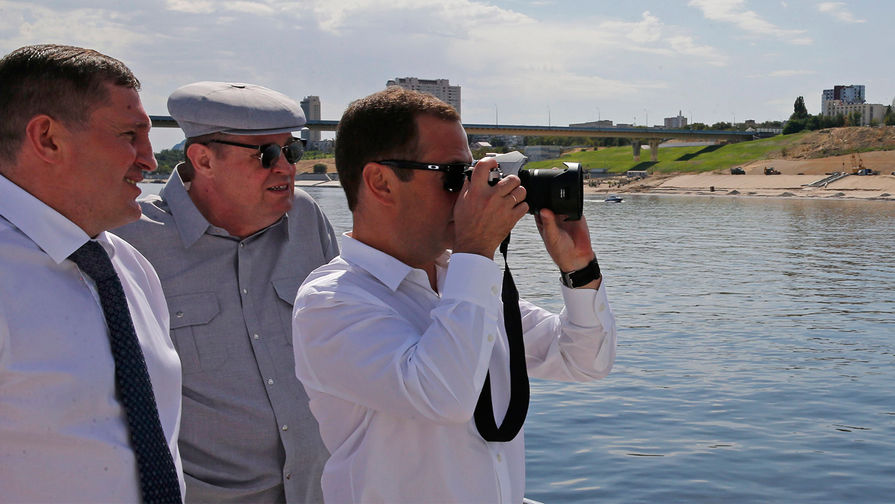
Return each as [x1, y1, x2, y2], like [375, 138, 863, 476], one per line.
[115, 81, 338, 503]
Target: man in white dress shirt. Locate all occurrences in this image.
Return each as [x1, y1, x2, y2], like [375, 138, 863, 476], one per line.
[292, 86, 616, 503]
[0, 44, 184, 502]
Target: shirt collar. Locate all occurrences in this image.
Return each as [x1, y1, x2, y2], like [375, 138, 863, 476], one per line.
[340, 233, 450, 293]
[161, 165, 290, 247]
[0, 173, 93, 264]
[159, 167, 212, 248]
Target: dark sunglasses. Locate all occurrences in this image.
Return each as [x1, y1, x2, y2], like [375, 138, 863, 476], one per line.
[207, 138, 304, 169]
[377, 160, 473, 192]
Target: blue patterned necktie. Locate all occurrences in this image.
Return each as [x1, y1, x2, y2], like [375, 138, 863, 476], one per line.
[69, 241, 182, 504]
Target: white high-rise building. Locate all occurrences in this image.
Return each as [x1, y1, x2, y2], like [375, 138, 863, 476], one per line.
[386, 77, 461, 116]
[300, 95, 322, 142]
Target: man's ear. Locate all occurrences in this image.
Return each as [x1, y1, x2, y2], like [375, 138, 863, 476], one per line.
[361, 162, 399, 207]
[186, 143, 215, 177]
[24, 115, 65, 165]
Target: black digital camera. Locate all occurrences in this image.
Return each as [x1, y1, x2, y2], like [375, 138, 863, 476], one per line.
[472, 151, 584, 220]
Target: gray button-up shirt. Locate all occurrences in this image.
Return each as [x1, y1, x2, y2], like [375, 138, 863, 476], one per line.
[114, 169, 338, 503]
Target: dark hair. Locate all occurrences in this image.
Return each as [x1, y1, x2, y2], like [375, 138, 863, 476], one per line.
[0, 44, 140, 165]
[335, 86, 460, 211]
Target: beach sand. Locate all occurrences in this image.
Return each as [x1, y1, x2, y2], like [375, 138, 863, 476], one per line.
[297, 150, 895, 201]
[588, 150, 895, 201]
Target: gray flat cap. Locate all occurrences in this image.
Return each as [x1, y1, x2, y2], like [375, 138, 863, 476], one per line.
[167, 81, 306, 138]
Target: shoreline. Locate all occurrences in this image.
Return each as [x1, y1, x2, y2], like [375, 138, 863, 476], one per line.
[586, 173, 895, 201]
[295, 175, 895, 202]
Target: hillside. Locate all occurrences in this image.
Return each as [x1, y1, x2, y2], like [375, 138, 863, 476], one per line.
[296, 127, 895, 178]
[525, 127, 895, 175]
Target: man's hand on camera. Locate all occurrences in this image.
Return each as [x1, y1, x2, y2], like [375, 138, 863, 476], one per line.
[452, 158, 528, 259]
[535, 209, 599, 286]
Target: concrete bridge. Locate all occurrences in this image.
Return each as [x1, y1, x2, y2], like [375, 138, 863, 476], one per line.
[150, 116, 764, 162]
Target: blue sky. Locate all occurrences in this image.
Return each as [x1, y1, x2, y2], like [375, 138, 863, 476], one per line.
[2, 0, 891, 149]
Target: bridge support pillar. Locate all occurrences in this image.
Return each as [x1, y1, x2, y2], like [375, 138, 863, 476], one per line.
[632, 142, 641, 161]
[648, 139, 660, 162]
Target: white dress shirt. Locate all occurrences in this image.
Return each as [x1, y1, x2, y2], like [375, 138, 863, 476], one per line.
[293, 234, 616, 504]
[0, 174, 184, 502]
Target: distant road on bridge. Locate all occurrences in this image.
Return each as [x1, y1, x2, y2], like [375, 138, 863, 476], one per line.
[150, 115, 760, 142]
[150, 115, 773, 161]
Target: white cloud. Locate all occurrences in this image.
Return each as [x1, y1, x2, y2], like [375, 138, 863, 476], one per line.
[165, 0, 215, 14]
[165, 0, 275, 15]
[747, 69, 815, 78]
[817, 2, 866, 23]
[688, 0, 812, 45]
[0, 1, 147, 53]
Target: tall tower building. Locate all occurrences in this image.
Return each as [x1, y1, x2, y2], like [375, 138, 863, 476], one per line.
[300, 95, 321, 142]
[386, 77, 461, 116]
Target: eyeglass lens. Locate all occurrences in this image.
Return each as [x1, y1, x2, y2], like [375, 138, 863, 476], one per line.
[260, 141, 304, 169]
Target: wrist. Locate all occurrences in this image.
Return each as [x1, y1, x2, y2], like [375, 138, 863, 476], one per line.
[560, 256, 601, 288]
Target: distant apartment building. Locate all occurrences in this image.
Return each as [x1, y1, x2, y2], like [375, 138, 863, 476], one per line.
[819, 84, 889, 125]
[664, 111, 687, 129]
[569, 120, 614, 128]
[821, 84, 865, 112]
[300, 95, 322, 142]
[822, 101, 887, 126]
[386, 77, 461, 115]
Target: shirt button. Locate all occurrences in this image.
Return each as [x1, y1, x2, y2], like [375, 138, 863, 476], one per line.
[285, 473, 292, 480]
[598, 303, 606, 312]
[496, 454, 502, 462]
[175, 311, 184, 318]
[487, 334, 495, 343]
[282, 424, 288, 431]
[242, 288, 248, 295]
[239, 243, 245, 248]
[267, 378, 274, 385]
[253, 333, 260, 340]
[491, 285, 499, 295]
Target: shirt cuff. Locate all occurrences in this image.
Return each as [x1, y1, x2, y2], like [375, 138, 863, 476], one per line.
[560, 282, 612, 327]
[442, 253, 502, 313]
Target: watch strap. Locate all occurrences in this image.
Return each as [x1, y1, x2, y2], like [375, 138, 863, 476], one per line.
[560, 257, 601, 288]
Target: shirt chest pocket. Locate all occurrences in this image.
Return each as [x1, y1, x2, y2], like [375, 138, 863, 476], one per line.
[272, 277, 301, 346]
[168, 292, 224, 374]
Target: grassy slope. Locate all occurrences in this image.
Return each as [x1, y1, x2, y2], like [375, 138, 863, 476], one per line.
[524, 131, 812, 174]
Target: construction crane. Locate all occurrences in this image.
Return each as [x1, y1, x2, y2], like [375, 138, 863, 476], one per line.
[850, 153, 865, 174]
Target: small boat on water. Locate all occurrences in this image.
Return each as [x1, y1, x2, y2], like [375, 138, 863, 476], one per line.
[604, 194, 624, 203]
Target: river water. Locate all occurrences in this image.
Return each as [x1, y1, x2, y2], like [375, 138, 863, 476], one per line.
[140, 184, 895, 503]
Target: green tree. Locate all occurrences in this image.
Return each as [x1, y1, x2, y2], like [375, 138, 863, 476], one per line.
[791, 96, 809, 120]
[885, 105, 895, 126]
[153, 148, 183, 175]
[783, 119, 806, 135]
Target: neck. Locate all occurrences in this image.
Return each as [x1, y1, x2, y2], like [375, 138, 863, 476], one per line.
[187, 179, 261, 239]
[351, 216, 440, 291]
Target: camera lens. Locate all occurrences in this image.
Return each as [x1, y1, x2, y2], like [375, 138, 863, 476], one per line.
[519, 164, 583, 220]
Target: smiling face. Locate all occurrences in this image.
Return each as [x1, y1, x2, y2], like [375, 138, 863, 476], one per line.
[189, 131, 298, 238]
[62, 83, 156, 237]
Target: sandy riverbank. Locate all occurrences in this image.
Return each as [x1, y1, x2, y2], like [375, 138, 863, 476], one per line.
[587, 150, 895, 201]
[297, 174, 895, 201]
[297, 150, 895, 201]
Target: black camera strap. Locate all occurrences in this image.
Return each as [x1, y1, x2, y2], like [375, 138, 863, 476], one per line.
[473, 233, 530, 442]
